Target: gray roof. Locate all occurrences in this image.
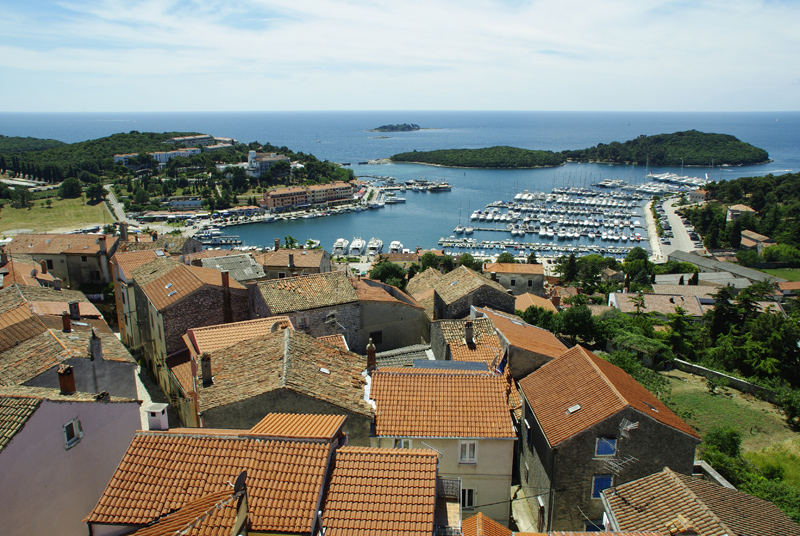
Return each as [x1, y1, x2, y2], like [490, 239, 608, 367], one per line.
[201, 253, 266, 282]
[376, 345, 433, 368]
[667, 251, 786, 284]
[655, 272, 752, 289]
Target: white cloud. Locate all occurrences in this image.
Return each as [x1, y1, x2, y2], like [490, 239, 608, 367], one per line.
[0, 0, 797, 111]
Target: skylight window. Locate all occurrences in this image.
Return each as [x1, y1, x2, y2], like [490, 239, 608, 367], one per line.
[567, 404, 582, 415]
[167, 290, 177, 297]
[644, 401, 659, 412]
[319, 367, 331, 375]
[165, 283, 173, 289]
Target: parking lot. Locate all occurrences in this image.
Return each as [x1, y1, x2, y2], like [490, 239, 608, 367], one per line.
[656, 197, 705, 256]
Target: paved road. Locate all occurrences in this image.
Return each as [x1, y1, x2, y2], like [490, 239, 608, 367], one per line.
[659, 197, 705, 257]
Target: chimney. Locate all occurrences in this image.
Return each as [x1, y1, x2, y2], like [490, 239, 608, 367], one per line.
[62, 311, 71, 332]
[147, 403, 169, 431]
[288, 254, 295, 268]
[120, 222, 129, 242]
[0, 252, 7, 266]
[68, 300, 80, 320]
[95, 391, 110, 403]
[464, 320, 474, 345]
[366, 338, 377, 372]
[58, 364, 76, 395]
[39, 259, 47, 275]
[551, 295, 561, 308]
[134, 233, 139, 243]
[98, 235, 107, 254]
[151, 231, 158, 241]
[274, 238, 280, 251]
[221, 270, 230, 288]
[53, 278, 62, 291]
[201, 353, 213, 387]
[89, 328, 103, 361]
[222, 271, 232, 323]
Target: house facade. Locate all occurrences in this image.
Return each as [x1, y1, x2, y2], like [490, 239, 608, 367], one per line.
[517, 345, 700, 532]
[483, 262, 545, 297]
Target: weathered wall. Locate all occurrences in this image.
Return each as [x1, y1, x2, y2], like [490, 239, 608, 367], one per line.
[26, 359, 138, 400]
[491, 273, 545, 297]
[437, 286, 516, 320]
[202, 388, 373, 445]
[359, 300, 428, 354]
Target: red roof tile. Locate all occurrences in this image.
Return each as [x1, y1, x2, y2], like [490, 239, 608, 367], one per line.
[518, 346, 699, 447]
[85, 431, 332, 533]
[462, 512, 513, 536]
[321, 447, 438, 536]
[478, 308, 566, 360]
[248, 413, 346, 440]
[371, 369, 515, 438]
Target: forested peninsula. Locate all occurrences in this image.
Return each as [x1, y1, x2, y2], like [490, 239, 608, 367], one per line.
[0, 135, 65, 153]
[390, 130, 770, 168]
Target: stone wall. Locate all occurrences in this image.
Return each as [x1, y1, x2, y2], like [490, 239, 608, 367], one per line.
[673, 359, 778, 403]
[360, 300, 428, 354]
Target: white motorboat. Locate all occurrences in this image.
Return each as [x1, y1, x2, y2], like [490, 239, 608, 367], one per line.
[332, 238, 349, 255]
[366, 237, 383, 255]
[349, 237, 366, 255]
[389, 240, 403, 253]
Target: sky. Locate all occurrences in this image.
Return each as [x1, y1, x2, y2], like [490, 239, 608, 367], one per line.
[1, 0, 798, 112]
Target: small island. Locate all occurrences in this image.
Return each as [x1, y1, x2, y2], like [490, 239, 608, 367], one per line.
[390, 130, 770, 169]
[368, 123, 421, 132]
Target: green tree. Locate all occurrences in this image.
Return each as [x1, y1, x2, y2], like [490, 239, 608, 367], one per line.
[86, 183, 106, 203]
[527, 251, 538, 264]
[369, 258, 408, 290]
[557, 304, 594, 345]
[59, 177, 83, 199]
[496, 252, 516, 264]
[283, 235, 299, 249]
[420, 252, 441, 271]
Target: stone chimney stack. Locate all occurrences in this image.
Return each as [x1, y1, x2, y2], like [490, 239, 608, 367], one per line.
[62, 311, 71, 332]
[68, 300, 80, 320]
[551, 295, 561, 309]
[274, 238, 280, 251]
[464, 320, 474, 345]
[53, 278, 62, 291]
[89, 328, 103, 361]
[151, 231, 158, 241]
[201, 353, 213, 387]
[98, 235, 107, 254]
[134, 233, 139, 243]
[366, 338, 377, 373]
[58, 364, 76, 395]
[221, 271, 232, 324]
[120, 222, 129, 242]
[39, 259, 47, 275]
[288, 254, 295, 268]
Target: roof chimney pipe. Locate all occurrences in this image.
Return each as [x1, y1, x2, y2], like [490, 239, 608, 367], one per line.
[58, 364, 76, 395]
[98, 235, 107, 254]
[68, 300, 80, 320]
[274, 238, 280, 251]
[89, 328, 103, 361]
[288, 253, 295, 268]
[201, 353, 213, 387]
[53, 278, 62, 291]
[39, 259, 47, 275]
[62, 311, 71, 332]
[465, 320, 474, 345]
[366, 338, 377, 373]
[120, 222, 129, 242]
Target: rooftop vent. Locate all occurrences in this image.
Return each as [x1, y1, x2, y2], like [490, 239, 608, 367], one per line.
[319, 367, 331, 375]
[566, 404, 582, 415]
[167, 290, 177, 297]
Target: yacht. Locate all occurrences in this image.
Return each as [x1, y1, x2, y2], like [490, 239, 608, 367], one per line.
[389, 240, 404, 253]
[366, 237, 383, 255]
[349, 237, 366, 255]
[454, 224, 465, 234]
[332, 238, 349, 255]
[464, 226, 474, 235]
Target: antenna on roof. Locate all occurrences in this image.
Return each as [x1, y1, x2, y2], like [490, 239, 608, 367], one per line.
[619, 418, 639, 439]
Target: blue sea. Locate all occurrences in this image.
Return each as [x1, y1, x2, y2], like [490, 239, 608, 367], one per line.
[1, 111, 798, 251]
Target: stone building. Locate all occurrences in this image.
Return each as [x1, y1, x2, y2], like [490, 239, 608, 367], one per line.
[254, 247, 331, 279]
[517, 345, 700, 532]
[483, 262, 545, 297]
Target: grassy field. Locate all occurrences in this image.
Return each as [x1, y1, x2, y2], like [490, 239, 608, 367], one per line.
[759, 268, 800, 282]
[665, 369, 800, 486]
[0, 198, 114, 236]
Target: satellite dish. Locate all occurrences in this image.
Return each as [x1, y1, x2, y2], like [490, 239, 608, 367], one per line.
[233, 470, 247, 494]
[30, 268, 38, 277]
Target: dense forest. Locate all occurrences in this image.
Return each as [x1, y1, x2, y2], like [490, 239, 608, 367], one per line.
[682, 172, 800, 257]
[562, 130, 769, 166]
[390, 131, 769, 168]
[391, 146, 565, 168]
[369, 123, 420, 132]
[0, 135, 65, 153]
[0, 131, 353, 187]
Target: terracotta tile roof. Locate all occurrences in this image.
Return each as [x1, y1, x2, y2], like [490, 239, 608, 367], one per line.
[0, 304, 49, 353]
[0, 330, 68, 385]
[256, 271, 358, 314]
[438, 317, 496, 344]
[119, 234, 201, 255]
[604, 468, 766, 536]
[28, 300, 102, 318]
[406, 267, 443, 297]
[254, 248, 327, 269]
[122, 489, 240, 536]
[4, 233, 117, 256]
[111, 250, 166, 279]
[741, 229, 774, 243]
[434, 266, 507, 306]
[0, 394, 41, 453]
[518, 346, 699, 447]
[182, 329, 371, 416]
[140, 262, 245, 311]
[184, 316, 293, 356]
[317, 333, 349, 350]
[371, 368, 515, 438]
[85, 431, 332, 533]
[183, 249, 240, 263]
[550, 533, 660, 536]
[779, 281, 800, 291]
[321, 446, 438, 536]
[728, 203, 755, 212]
[588, 304, 615, 317]
[4, 284, 88, 307]
[483, 262, 544, 275]
[200, 253, 266, 282]
[515, 292, 557, 312]
[50, 321, 136, 364]
[352, 278, 422, 308]
[0, 259, 54, 287]
[613, 293, 704, 318]
[477, 308, 566, 360]
[462, 512, 512, 536]
[449, 332, 504, 367]
[248, 413, 346, 440]
[130, 256, 181, 286]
